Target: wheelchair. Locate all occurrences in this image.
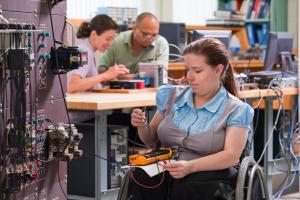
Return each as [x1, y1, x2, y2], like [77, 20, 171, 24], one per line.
[117, 140, 269, 200]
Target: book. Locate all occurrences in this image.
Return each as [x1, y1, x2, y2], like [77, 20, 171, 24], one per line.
[206, 18, 245, 27]
[214, 9, 246, 20]
[214, 10, 232, 19]
[246, 23, 257, 45]
[246, 0, 255, 19]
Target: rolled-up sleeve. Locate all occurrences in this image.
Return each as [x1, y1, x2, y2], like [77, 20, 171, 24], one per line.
[226, 103, 254, 129]
[68, 64, 89, 78]
[156, 85, 172, 115]
[155, 36, 169, 64]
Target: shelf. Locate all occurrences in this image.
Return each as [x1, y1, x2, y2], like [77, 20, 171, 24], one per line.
[245, 19, 270, 23]
[186, 25, 244, 31]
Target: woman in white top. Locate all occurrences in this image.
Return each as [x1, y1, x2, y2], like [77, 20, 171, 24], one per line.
[67, 14, 129, 93]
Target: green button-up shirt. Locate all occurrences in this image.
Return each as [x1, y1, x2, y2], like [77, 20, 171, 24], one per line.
[98, 30, 169, 73]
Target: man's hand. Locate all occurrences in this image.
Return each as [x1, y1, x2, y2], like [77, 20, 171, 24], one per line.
[104, 64, 129, 80]
[117, 73, 136, 80]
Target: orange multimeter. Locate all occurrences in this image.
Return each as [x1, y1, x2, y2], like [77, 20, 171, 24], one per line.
[129, 148, 172, 166]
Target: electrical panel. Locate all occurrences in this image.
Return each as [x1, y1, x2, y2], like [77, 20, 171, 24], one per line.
[0, 1, 82, 199]
[68, 125, 128, 196]
[108, 127, 128, 189]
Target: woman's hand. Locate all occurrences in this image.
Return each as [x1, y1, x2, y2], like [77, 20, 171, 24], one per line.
[104, 64, 129, 80]
[164, 160, 191, 179]
[131, 108, 147, 128]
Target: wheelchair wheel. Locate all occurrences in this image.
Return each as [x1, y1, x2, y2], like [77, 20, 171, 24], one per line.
[235, 156, 257, 200]
[117, 170, 130, 200]
[235, 156, 269, 200]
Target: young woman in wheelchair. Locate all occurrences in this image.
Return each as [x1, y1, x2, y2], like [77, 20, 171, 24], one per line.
[129, 38, 254, 200]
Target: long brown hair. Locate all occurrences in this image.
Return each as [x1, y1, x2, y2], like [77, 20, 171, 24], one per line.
[183, 38, 238, 97]
[77, 14, 119, 39]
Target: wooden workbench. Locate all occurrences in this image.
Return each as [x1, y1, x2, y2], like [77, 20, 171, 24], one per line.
[66, 92, 156, 111]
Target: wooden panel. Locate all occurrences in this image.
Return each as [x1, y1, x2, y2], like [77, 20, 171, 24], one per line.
[93, 88, 157, 93]
[231, 60, 264, 73]
[251, 95, 295, 110]
[168, 60, 264, 78]
[68, 18, 85, 26]
[237, 87, 298, 99]
[239, 88, 297, 110]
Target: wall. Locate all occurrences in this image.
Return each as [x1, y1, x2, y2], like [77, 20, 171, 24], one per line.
[67, 0, 141, 19]
[171, 0, 217, 25]
[66, 0, 217, 25]
[287, 0, 298, 49]
[66, 0, 298, 55]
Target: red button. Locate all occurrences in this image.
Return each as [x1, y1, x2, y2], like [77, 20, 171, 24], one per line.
[136, 81, 145, 89]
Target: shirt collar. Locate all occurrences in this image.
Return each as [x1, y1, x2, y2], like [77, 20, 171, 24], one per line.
[203, 86, 227, 113]
[175, 86, 228, 113]
[124, 30, 156, 48]
[175, 87, 194, 109]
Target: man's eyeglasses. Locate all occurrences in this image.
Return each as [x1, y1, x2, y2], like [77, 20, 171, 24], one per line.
[139, 30, 158, 40]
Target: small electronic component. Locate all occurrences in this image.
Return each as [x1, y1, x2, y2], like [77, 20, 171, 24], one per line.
[108, 80, 145, 89]
[129, 148, 172, 166]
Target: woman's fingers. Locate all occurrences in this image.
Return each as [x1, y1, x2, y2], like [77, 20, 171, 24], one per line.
[131, 109, 147, 126]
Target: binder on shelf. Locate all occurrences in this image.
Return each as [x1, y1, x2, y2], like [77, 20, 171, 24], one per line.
[240, 0, 251, 16]
[251, 0, 261, 19]
[246, 23, 256, 46]
[261, 23, 269, 45]
[258, 0, 270, 19]
[246, 0, 255, 19]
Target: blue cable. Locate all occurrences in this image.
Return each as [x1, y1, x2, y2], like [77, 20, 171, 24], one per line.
[274, 102, 298, 199]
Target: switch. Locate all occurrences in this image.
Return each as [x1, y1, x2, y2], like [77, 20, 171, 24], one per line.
[38, 43, 47, 49]
[38, 54, 51, 61]
[39, 32, 50, 38]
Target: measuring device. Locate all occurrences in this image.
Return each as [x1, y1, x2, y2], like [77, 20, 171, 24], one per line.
[129, 148, 173, 166]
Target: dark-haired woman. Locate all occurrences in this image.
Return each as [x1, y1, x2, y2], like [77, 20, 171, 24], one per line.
[129, 38, 254, 200]
[67, 14, 128, 93]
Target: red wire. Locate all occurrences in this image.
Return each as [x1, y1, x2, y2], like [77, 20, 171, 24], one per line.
[129, 163, 166, 189]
